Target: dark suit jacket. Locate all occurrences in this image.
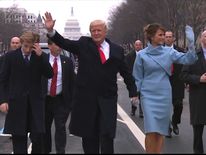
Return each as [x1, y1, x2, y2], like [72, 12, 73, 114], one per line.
[169, 45, 185, 100]
[49, 32, 138, 138]
[42, 54, 75, 108]
[125, 50, 136, 74]
[0, 48, 53, 135]
[180, 48, 206, 125]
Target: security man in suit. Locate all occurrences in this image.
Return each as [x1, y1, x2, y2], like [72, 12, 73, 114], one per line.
[125, 40, 143, 117]
[164, 31, 185, 137]
[0, 31, 53, 154]
[180, 30, 206, 154]
[31, 38, 75, 154]
[43, 39, 75, 154]
[43, 12, 138, 154]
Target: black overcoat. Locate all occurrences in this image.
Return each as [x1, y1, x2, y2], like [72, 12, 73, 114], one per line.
[0, 49, 53, 135]
[170, 45, 185, 100]
[50, 32, 137, 138]
[180, 49, 206, 125]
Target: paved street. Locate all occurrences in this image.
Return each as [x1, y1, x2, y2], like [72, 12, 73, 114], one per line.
[0, 78, 206, 153]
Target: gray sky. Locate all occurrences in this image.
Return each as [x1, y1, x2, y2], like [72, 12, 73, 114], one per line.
[0, 0, 124, 34]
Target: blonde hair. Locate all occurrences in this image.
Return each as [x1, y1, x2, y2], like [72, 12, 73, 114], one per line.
[89, 20, 107, 32]
[20, 31, 36, 44]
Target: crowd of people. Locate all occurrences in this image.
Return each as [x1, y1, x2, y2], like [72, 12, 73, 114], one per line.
[0, 10, 205, 154]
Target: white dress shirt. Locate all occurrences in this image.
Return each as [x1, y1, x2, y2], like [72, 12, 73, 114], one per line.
[48, 54, 62, 95]
[99, 40, 110, 60]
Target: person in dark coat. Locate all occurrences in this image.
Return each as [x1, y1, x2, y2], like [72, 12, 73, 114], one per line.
[0, 36, 21, 138]
[164, 31, 186, 137]
[43, 12, 138, 154]
[0, 37, 21, 68]
[180, 30, 206, 154]
[125, 40, 143, 117]
[0, 31, 53, 154]
[44, 39, 75, 154]
[42, 39, 75, 154]
[31, 39, 75, 154]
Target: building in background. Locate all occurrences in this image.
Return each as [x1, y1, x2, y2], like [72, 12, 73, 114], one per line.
[63, 7, 82, 40]
[0, 4, 47, 42]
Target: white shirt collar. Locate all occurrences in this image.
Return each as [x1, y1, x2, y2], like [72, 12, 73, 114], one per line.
[50, 54, 60, 61]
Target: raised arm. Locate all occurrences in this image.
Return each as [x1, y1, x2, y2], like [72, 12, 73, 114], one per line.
[185, 25, 195, 51]
[42, 12, 56, 33]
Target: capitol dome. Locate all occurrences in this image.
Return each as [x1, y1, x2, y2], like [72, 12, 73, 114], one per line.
[63, 7, 82, 40]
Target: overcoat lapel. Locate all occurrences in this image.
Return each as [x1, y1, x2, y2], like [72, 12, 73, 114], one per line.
[89, 41, 101, 60]
[60, 56, 65, 87]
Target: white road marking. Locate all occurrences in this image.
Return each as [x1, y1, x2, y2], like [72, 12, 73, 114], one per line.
[0, 128, 12, 137]
[0, 134, 11, 137]
[117, 104, 145, 150]
[117, 118, 126, 124]
[27, 133, 32, 154]
[28, 143, 32, 154]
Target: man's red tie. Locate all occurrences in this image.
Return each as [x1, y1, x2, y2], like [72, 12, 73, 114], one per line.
[50, 57, 58, 96]
[97, 45, 106, 64]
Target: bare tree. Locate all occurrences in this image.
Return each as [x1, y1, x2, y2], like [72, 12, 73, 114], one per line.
[0, 7, 23, 51]
[108, 0, 206, 48]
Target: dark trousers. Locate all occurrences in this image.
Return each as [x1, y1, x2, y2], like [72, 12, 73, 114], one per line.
[31, 95, 70, 154]
[30, 133, 45, 154]
[172, 98, 183, 125]
[193, 124, 204, 154]
[12, 134, 28, 154]
[44, 95, 70, 154]
[82, 136, 114, 154]
[12, 97, 35, 154]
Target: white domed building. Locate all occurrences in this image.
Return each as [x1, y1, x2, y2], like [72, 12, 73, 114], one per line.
[63, 7, 82, 40]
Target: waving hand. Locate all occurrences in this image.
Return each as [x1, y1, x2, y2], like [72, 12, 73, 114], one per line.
[185, 25, 195, 51]
[42, 12, 56, 32]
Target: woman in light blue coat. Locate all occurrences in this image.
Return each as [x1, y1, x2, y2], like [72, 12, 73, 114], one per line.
[133, 23, 197, 153]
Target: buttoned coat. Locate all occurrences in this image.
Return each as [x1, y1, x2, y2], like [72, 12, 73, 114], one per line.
[49, 32, 137, 138]
[180, 49, 206, 125]
[0, 48, 53, 135]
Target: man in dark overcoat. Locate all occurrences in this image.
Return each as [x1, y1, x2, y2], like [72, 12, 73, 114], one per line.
[125, 39, 143, 117]
[180, 30, 206, 154]
[0, 31, 53, 154]
[164, 31, 186, 137]
[43, 12, 138, 154]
